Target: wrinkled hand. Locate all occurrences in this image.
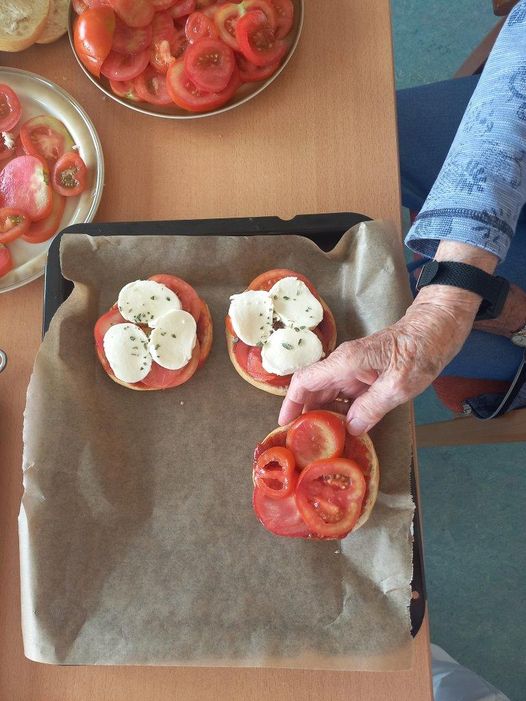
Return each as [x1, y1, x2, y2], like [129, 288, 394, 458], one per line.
[279, 286, 481, 435]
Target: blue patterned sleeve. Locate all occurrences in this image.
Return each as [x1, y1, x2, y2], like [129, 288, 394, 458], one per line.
[405, 1, 526, 262]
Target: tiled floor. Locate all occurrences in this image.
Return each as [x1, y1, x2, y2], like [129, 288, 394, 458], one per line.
[392, 2, 526, 699]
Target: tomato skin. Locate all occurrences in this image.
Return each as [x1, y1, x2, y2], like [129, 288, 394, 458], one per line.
[170, 0, 197, 19]
[286, 410, 346, 470]
[254, 446, 297, 499]
[236, 53, 279, 82]
[0, 156, 52, 222]
[295, 458, 366, 539]
[108, 0, 155, 28]
[112, 18, 152, 54]
[101, 49, 151, 81]
[0, 85, 22, 133]
[20, 115, 75, 169]
[21, 191, 66, 244]
[185, 11, 219, 42]
[134, 66, 173, 105]
[236, 9, 286, 66]
[0, 208, 30, 244]
[0, 243, 13, 278]
[269, 0, 293, 38]
[184, 37, 235, 92]
[52, 152, 88, 197]
[74, 7, 116, 78]
[253, 488, 311, 538]
[110, 78, 141, 101]
[166, 60, 240, 113]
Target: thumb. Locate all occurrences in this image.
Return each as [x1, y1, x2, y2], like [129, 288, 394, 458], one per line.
[346, 376, 403, 435]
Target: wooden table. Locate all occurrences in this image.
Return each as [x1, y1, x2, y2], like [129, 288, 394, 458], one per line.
[0, 2, 433, 699]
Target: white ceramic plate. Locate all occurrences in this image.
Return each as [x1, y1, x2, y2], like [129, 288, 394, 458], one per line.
[68, 0, 304, 120]
[0, 67, 104, 293]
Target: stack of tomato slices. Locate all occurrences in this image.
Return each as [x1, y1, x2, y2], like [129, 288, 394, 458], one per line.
[94, 274, 213, 390]
[253, 411, 377, 540]
[0, 84, 89, 278]
[73, 0, 295, 114]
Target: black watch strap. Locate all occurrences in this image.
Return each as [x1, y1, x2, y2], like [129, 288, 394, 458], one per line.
[416, 260, 510, 321]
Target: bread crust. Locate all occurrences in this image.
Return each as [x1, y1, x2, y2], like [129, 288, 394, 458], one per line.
[37, 0, 69, 44]
[0, 0, 51, 52]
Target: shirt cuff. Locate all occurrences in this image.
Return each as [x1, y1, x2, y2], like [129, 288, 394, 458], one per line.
[405, 207, 513, 262]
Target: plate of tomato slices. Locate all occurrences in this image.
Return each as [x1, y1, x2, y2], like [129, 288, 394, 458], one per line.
[69, 0, 303, 118]
[0, 68, 103, 294]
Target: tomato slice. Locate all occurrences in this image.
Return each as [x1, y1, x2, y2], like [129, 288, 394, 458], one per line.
[286, 410, 346, 471]
[236, 10, 286, 67]
[0, 133, 16, 164]
[108, 0, 154, 27]
[110, 78, 141, 100]
[101, 49, 151, 81]
[134, 66, 173, 105]
[213, 1, 275, 51]
[0, 243, 13, 278]
[150, 9, 178, 70]
[269, 0, 293, 38]
[295, 458, 366, 539]
[152, 0, 178, 8]
[344, 433, 372, 478]
[0, 208, 30, 244]
[245, 345, 290, 386]
[196, 300, 213, 368]
[140, 338, 201, 389]
[112, 17, 152, 54]
[236, 53, 279, 82]
[254, 446, 296, 499]
[20, 116, 75, 169]
[253, 487, 311, 538]
[166, 60, 240, 113]
[0, 85, 22, 133]
[51, 152, 88, 197]
[152, 10, 177, 42]
[184, 38, 234, 92]
[185, 11, 219, 42]
[0, 156, 52, 222]
[21, 190, 66, 244]
[248, 268, 319, 297]
[170, 0, 197, 19]
[148, 273, 203, 320]
[150, 39, 177, 73]
[74, 7, 116, 78]
[72, 0, 89, 13]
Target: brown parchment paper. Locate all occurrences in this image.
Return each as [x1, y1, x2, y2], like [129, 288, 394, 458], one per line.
[20, 222, 415, 670]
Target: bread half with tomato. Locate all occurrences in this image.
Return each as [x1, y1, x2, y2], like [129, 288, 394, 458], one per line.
[94, 274, 212, 391]
[226, 269, 337, 396]
[252, 411, 379, 540]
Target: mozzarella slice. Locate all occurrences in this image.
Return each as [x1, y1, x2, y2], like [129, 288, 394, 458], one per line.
[228, 290, 274, 346]
[103, 323, 152, 384]
[118, 280, 181, 328]
[148, 310, 197, 370]
[269, 277, 324, 329]
[261, 327, 323, 376]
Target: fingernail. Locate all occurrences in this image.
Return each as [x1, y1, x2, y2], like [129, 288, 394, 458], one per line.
[347, 418, 368, 436]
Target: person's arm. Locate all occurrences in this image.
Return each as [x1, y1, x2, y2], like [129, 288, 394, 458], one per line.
[405, 1, 526, 261]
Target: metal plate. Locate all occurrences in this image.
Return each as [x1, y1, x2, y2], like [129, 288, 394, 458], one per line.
[0, 67, 104, 294]
[67, 0, 304, 120]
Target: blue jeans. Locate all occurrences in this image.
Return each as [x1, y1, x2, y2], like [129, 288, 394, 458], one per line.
[398, 77, 526, 381]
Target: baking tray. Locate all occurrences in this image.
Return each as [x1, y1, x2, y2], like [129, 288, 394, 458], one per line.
[43, 212, 426, 637]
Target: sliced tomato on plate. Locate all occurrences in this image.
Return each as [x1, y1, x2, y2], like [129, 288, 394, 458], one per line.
[152, 0, 178, 8]
[286, 410, 346, 470]
[344, 433, 373, 478]
[166, 60, 240, 113]
[20, 115, 75, 167]
[236, 53, 280, 82]
[0, 243, 13, 278]
[112, 17, 152, 54]
[213, 0, 275, 51]
[110, 78, 141, 101]
[152, 9, 177, 42]
[184, 37, 234, 92]
[196, 300, 213, 368]
[269, 0, 293, 38]
[253, 487, 311, 538]
[150, 12, 180, 71]
[0, 156, 52, 222]
[72, 0, 89, 13]
[134, 66, 173, 105]
[171, 27, 189, 59]
[52, 152, 88, 197]
[21, 190, 66, 244]
[253, 425, 287, 465]
[0, 134, 16, 164]
[148, 273, 203, 321]
[185, 11, 219, 42]
[150, 39, 177, 73]
[140, 339, 201, 389]
[170, 0, 197, 19]
[0, 208, 30, 244]
[254, 446, 297, 499]
[108, 0, 154, 27]
[101, 49, 151, 81]
[295, 458, 366, 539]
[0, 84, 22, 133]
[74, 7, 116, 78]
[236, 9, 286, 66]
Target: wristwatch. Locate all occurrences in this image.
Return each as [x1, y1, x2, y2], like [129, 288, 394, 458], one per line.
[511, 323, 526, 348]
[416, 260, 510, 321]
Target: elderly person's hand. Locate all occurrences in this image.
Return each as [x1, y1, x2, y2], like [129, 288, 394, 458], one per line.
[279, 241, 499, 434]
